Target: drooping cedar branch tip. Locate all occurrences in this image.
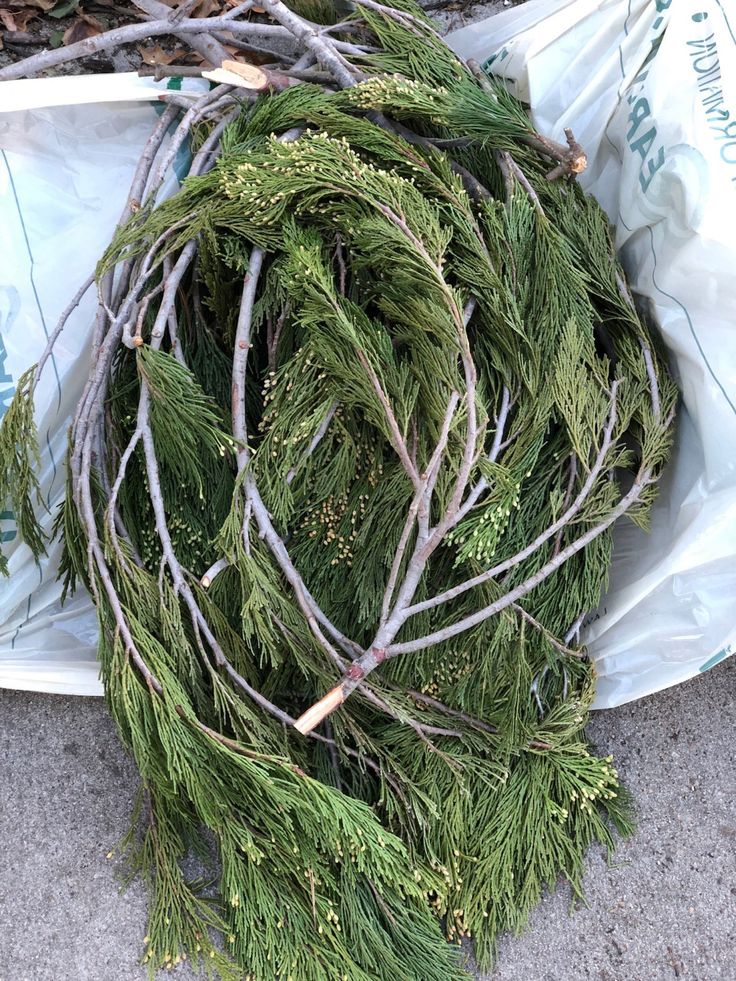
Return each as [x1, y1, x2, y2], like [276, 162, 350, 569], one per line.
[0, 2, 676, 979]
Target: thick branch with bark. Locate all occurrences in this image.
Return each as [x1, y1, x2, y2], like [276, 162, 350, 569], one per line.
[0, 8, 679, 977]
[0, 10, 681, 979]
[17, 1, 668, 748]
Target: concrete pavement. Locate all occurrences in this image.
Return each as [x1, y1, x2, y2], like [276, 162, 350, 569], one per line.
[1, 658, 733, 980]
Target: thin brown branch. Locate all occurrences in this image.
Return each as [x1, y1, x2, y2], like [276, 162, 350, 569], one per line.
[389, 119, 492, 202]
[34, 274, 95, 388]
[293, 381, 624, 731]
[73, 392, 161, 694]
[553, 454, 578, 557]
[380, 392, 459, 625]
[543, 129, 587, 181]
[0, 17, 297, 82]
[219, 0, 256, 20]
[323, 719, 343, 792]
[386, 464, 654, 657]
[294, 194, 486, 733]
[267, 303, 289, 372]
[285, 402, 337, 486]
[494, 147, 514, 205]
[638, 337, 662, 420]
[497, 150, 545, 216]
[403, 380, 621, 620]
[510, 603, 585, 659]
[188, 715, 287, 763]
[87, 215, 293, 730]
[105, 424, 143, 567]
[140, 414, 296, 727]
[201, 557, 230, 589]
[564, 610, 587, 646]
[210, 33, 296, 63]
[137, 64, 206, 81]
[334, 235, 348, 296]
[367, 202, 483, 526]
[356, 348, 422, 491]
[257, 0, 358, 89]
[131, 0, 228, 67]
[147, 86, 233, 197]
[402, 688, 552, 751]
[353, 686, 462, 766]
[468, 60, 587, 179]
[70, 125, 195, 495]
[353, 0, 444, 42]
[94, 104, 179, 363]
[616, 283, 665, 417]
[453, 385, 512, 525]
[232, 247, 362, 668]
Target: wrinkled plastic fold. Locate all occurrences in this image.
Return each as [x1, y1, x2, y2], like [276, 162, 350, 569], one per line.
[2, 1, 735, 706]
[0, 75, 205, 695]
[449, 0, 736, 706]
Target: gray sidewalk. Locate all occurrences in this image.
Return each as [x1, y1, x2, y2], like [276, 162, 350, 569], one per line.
[1, 658, 733, 981]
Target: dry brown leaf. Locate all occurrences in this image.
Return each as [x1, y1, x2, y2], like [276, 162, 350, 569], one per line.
[137, 43, 188, 65]
[190, 0, 221, 16]
[15, 0, 55, 11]
[221, 44, 267, 63]
[62, 12, 102, 45]
[220, 44, 272, 66]
[15, 8, 38, 29]
[2, 8, 39, 31]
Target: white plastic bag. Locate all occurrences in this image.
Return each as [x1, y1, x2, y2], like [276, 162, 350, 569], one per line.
[0, 75, 203, 694]
[3, 1, 736, 705]
[449, 0, 736, 706]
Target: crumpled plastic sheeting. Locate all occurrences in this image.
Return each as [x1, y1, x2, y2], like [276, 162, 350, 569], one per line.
[449, 0, 736, 706]
[0, 76, 203, 694]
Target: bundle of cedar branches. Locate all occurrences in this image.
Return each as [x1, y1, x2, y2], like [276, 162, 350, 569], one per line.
[0, 3, 676, 978]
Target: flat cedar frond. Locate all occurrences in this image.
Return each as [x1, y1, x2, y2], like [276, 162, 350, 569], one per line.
[0, 366, 45, 570]
[137, 346, 230, 475]
[0, 3, 677, 979]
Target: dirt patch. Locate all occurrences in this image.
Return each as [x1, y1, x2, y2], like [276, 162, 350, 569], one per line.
[1, 1, 144, 75]
[0, 1, 229, 77]
[0, 0, 522, 78]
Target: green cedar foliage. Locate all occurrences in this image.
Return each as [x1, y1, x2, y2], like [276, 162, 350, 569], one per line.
[0, 368, 46, 571]
[0, 3, 676, 978]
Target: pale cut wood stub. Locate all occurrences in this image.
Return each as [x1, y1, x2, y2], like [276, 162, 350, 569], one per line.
[293, 686, 345, 734]
[202, 62, 268, 90]
[202, 61, 294, 92]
